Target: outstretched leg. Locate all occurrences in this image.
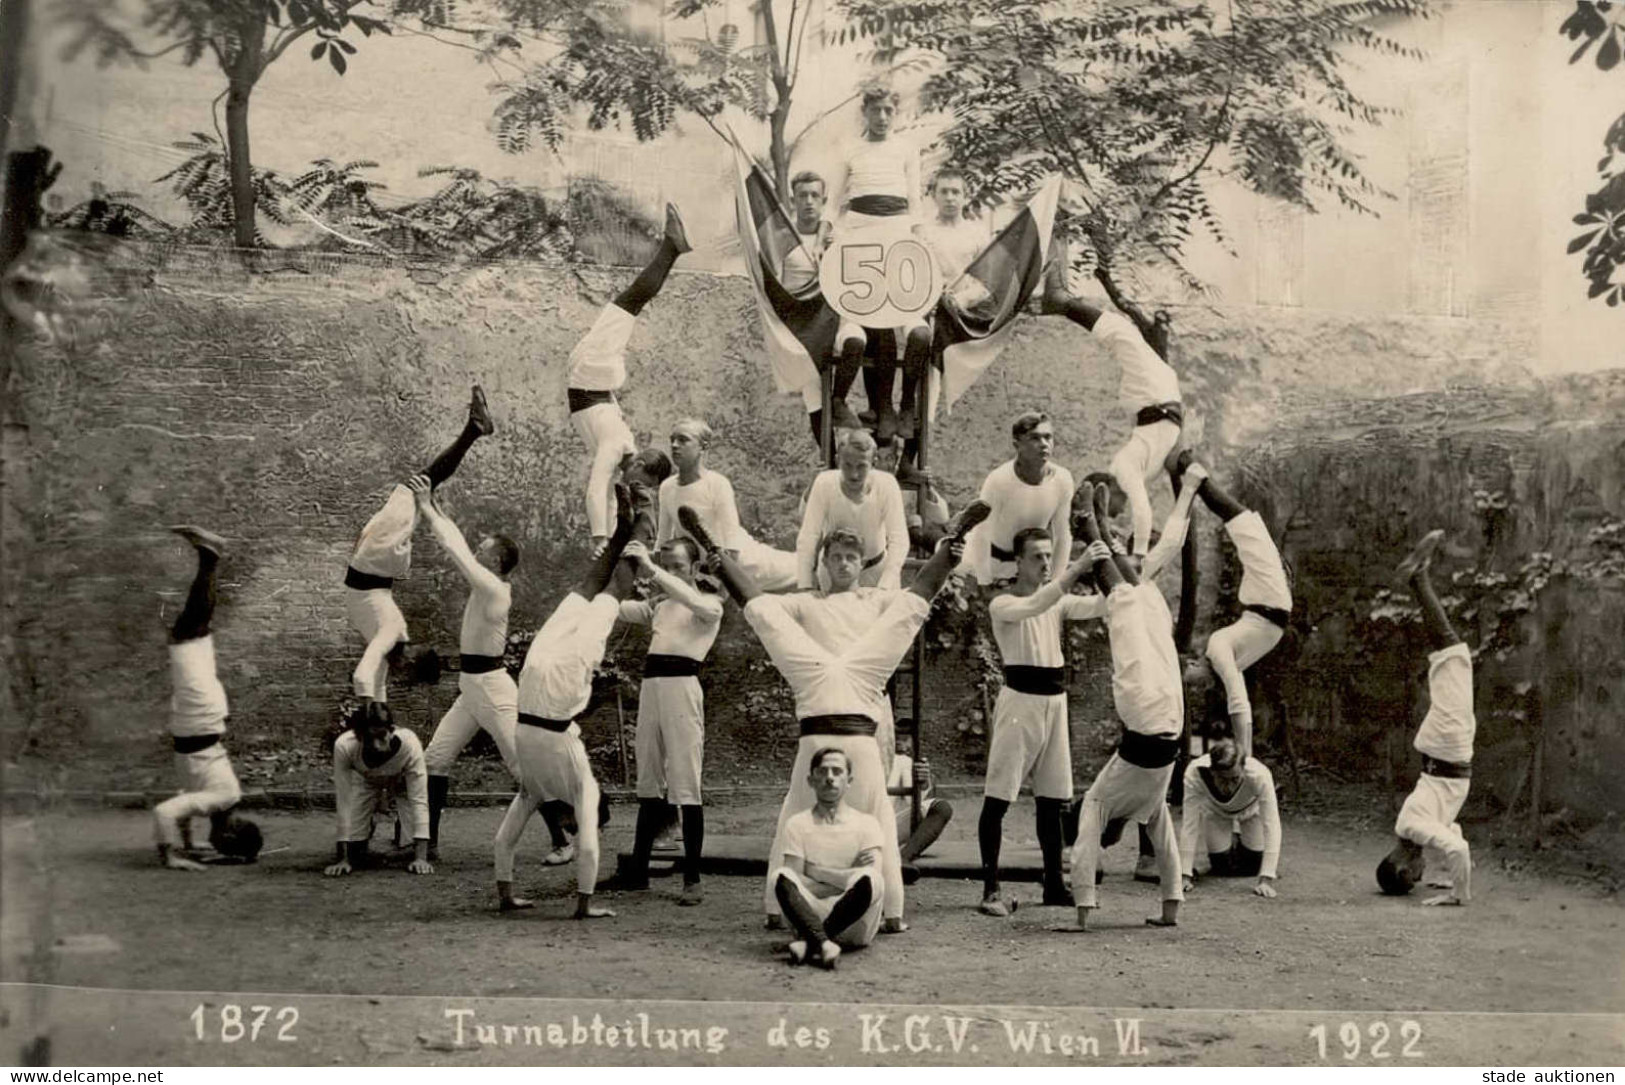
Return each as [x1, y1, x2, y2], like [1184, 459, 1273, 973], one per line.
[169, 526, 223, 643]
[1039, 242, 1105, 329]
[613, 204, 691, 317]
[907, 500, 992, 603]
[422, 386, 494, 489]
[1399, 530, 1457, 650]
[577, 485, 636, 600]
[679, 507, 762, 605]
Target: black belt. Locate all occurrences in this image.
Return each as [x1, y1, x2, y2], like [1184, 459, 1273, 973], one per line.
[344, 566, 394, 591]
[460, 654, 505, 674]
[173, 733, 221, 755]
[1135, 401, 1184, 428]
[1118, 729, 1180, 769]
[799, 714, 878, 737]
[567, 387, 617, 414]
[643, 654, 702, 678]
[1245, 603, 1291, 630]
[1003, 665, 1067, 697]
[1421, 754, 1472, 779]
[849, 194, 909, 216]
[518, 712, 574, 732]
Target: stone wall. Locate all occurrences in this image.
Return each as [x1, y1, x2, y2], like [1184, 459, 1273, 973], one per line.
[5, 242, 1615, 827]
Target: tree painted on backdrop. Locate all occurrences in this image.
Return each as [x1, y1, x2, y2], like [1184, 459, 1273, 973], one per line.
[56, 0, 395, 248]
[1561, 1, 1625, 306]
[835, 0, 1430, 300]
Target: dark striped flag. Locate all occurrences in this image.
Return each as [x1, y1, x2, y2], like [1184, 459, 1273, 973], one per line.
[936, 175, 1062, 412]
[732, 138, 838, 399]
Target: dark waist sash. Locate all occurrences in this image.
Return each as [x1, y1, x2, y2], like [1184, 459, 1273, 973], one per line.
[1245, 603, 1292, 630]
[863, 550, 886, 570]
[173, 733, 221, 755]
[518, 712, 574, 733]
[643, 654, 702, 679]
[1421, 754, 1472, 779]
[1118, 729, 1180, 769]
[1135, 401, 1185, 428]
[344, 566, 394, 591]
[567, 387, 617, 414]
[460, 654, 505, 675]
[849, 194, 910, 216]
[1003, 665, 1067, 697]
[799, 714, 878, 737]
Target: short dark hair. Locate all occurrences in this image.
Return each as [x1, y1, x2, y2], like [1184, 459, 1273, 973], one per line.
[1011, 411, 1051, 440]
[635, 448, 674, 485]
[790, 170, 826, 197]
[357, 700, 394, 734]
[810, 747, 851, 773]
[663, 536, 702, 566]
[490, 534, 520, 576]
[1375, 854, 1416, 896]
[1208, 737, 1241, 772]
[860, 84, 899, 110]
[1012, 526, 1052, 558]
[1082, 470, 1118, 491]
[211, 815, 264, 861]
[932, 166, 968, 191]
[822, 528, 866, 560]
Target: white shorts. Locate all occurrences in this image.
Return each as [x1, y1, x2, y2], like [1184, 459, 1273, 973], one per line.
[345, 587, 409, 700]
[519, 593, 621, 722]
[636, 675, 705, 806]
[1395, 773, 1469, 844]
[514, 723, 595, 809]
[1228, 510, 1292, 612]
[1205, 612, 1284, 717]
[169, 637, 228, 733]
[763, 733, 903, 921]
[770, 865, 883, 948]
[1083, 752, 1176, 827]
[983, 688, 1073, 803]
[424, 669, 520, 778]
[567, 303, 634, 392]
[349, 484, 416, 579]
[1414, 643, 1476, 765]
[1107, 584, 1183, 736]
[739, 540, 800, 594]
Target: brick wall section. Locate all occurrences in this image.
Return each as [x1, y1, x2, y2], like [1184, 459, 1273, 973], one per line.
[12, 244, 1606, 816]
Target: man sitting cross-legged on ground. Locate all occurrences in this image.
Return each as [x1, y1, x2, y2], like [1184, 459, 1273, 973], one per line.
[344, 386, 491, 708]
[568, 204, 690, 555]
[155, 526, 263, 871]
[886, 726, 954, 884]
[408, 475, 523, 860]
[978, 528, 1110, 917]
[1056, 482, 1185, 932]
[1179, 735, 1282, 899]
[325, 702, 433, 877]
[601, 537, 724, 905]
[493, 486, 641, 919]
[1173, 451, 1293, 759]
[1376, 530, 1476, 908]
[772, 748, 889, 970]
[679, 498, 990, 934]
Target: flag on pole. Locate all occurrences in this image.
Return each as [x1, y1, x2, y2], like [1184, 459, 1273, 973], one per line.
[730, 137, 837, 397]
[935, 175, 1062, 412]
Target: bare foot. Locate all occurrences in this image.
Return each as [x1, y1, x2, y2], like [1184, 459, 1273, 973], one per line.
[164, 855, 207, 872]
[576, 904, 617, 919]
[1421, 894, 1463, 907]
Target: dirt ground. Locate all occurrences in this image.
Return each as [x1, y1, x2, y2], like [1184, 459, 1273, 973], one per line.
[5, 797, 1622, 1017]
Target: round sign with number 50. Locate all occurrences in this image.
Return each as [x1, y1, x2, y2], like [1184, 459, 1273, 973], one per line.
[819, 220, 942, 328]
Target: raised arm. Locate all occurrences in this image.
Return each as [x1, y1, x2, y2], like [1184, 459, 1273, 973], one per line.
[879, 476, 910, 590]
[408, 476, 504, 599]
[1049, 475, 1076, 581]
[988, 581, 1065, 624]
[796, 474, 831, 589]
[625, 541, 723, 623]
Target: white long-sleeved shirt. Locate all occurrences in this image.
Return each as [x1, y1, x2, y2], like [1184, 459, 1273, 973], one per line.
[618, 595, 723, 663]
[1094, 310, 1180, 410]
[332, 728, 429, 842]
[962, 460, 1075, 585]
[658, 469, 750, 552]
[988, 581, 1108, 668]
[796, 469, 910, 590]
[1179, 754, 1282, 879]
[425, 514, 511, 658]
[919, 215, 991, 284]
[781, 228, 826, 293]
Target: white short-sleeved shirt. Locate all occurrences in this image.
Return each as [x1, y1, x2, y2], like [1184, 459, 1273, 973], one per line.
[989, 581, 1108, 668]
[919, 215, 991, 283]
[782, 804, 886, 872]
[658, 469, 749, 552]
[1094, 310, 1180, 409]
[619, 597, 722, 662]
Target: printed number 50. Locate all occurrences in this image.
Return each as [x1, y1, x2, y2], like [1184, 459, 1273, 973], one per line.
[1309, 1020, 1422, 1060]
[837, 240, 933, 317]
[190, 1003, 299, 1043]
